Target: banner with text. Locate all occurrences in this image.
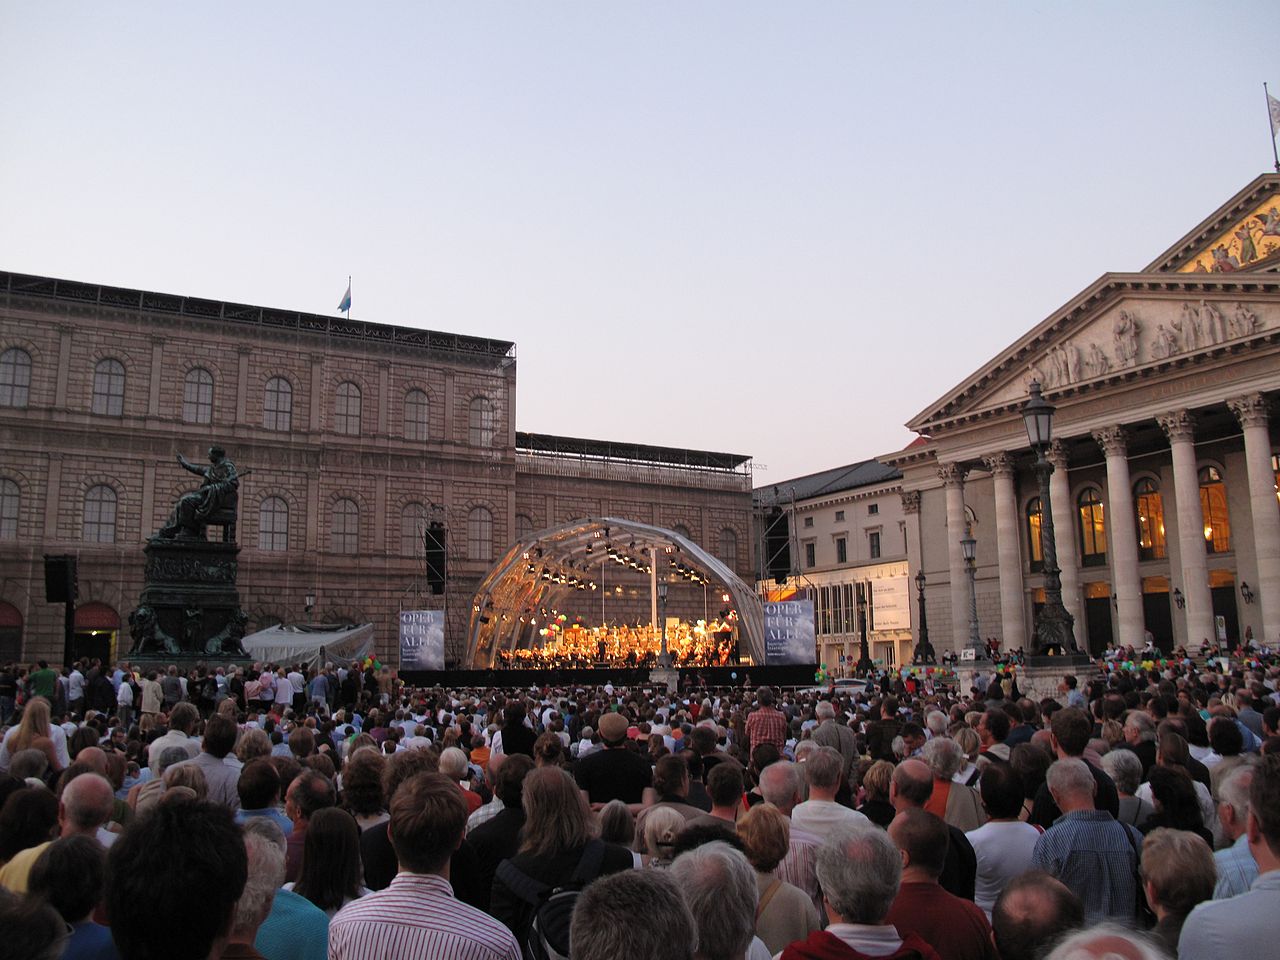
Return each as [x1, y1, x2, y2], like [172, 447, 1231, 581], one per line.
[399, 610, 445, 671]
[871, 577, 911, 631]
[763, 599, 816, 665]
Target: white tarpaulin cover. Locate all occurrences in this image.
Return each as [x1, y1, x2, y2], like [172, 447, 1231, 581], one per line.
[241, 623, 375, 670]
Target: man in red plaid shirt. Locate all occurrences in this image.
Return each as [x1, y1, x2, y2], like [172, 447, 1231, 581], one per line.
[745, 686, 788, 756]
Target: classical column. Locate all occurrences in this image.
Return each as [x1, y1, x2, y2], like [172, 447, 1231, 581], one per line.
[1228, 394, 1280, 643]
[901, 490, 924, 649]
[1093, 426, 1144, 647]
[1047, 440, 1085, 635]
[982, 453, 1028, 650]
[939, 463, 970, 652]
[1159, 411, 1214, 644]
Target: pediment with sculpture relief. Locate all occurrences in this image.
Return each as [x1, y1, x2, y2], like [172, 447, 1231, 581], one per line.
[909, 279, 1280, 431]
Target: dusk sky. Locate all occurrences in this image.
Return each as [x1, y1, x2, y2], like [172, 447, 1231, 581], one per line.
[3, 3, 1277, 483]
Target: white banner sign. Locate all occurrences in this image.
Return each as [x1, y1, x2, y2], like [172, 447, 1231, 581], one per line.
[872, 577, 911, 631]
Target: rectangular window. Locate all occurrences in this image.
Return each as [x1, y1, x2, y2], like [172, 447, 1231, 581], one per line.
[835, 510, 845, 522]
[869, 531, 881, 559]
[803, 516, 814, 529]
[804, 541, 816, 568]
[836, 537, 847, 564]
[867, 503, 879, 515]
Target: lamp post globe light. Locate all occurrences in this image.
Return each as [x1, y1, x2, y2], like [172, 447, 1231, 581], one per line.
[960, 528, 985, 659]
[1022, 381, 1079, 656]
[657, 581, 670, 668]
[912, 570, 936, 664]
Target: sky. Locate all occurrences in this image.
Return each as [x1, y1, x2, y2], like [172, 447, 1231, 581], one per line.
[2, 3, 1278, 484]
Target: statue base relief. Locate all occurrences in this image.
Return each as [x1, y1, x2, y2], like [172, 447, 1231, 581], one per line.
[126, 538, 250, 660]
[1019, 654, 1096, 702]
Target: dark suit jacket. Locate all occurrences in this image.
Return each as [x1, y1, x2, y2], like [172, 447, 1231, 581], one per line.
[940, 824, 977, 902]
[468, 807, 525, 910]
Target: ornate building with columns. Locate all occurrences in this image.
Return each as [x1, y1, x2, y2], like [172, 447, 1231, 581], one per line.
[891, 174, 1280, 655]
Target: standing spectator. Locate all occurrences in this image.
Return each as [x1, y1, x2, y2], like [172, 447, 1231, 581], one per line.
[865, 696, 902, 763]
[1139, 827, 1215, 954]
[1100, 748, 1152, 828]
[573, 711, 652, 808]
[169, 714, 242, 812]
[890, 759, 976, 901]
[28, 835, 118, 960]
[745, 686, 787, 757]
[1028, 708, 1120, 827]
[990, 872, 1083, 960]
[66, 662, 86, 717]
[634, 754, 705, 842]
[811, 700, 858, 782]
[226, 817, 289, 959]
[965, 763, 1041, 919]
[114, 672, 133, 730]
[1178, 754, 1280, 959]
[1213, 763, 1258, 898]
[285, 807, 368, 918]
[1031, 758, 1141, 923]
[159, 666, 183, 712]
[922, 738, 985, 833]
[235, 759, 294, 836]
[790, 747, 870, 843]
[856, 760, 897, 828]
[668, 841, 764, 960]
[780, 826, 941, 960]
[469, 753, 534, 908]
[758, 759, 822, 912]
[0, 772, 115, 894]
[139, 671, 163, 719]
[736, 803, 822, 955]
[328, 772, 519, 960]
[286, 665, 306, 713]
[0, 698, 70, 774]
[147, 702, 201, 770]
[570, 870, 696, 960]
[1118, 711, 1157, 778]
[283, 769, 336, 881]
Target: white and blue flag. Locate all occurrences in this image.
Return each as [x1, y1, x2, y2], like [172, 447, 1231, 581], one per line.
[337, 281, 351, 314]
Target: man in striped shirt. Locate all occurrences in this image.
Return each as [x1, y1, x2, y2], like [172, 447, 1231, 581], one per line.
[329, 772, 520, 960]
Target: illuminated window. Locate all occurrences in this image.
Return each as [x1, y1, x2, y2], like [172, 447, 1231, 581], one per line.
[335, 382, 362, 435]
[1078, 488, 1106, 567]
[1026, 498, 1044, 572]
[1134, 478, 1166, 562]
[91, 359, 125, 416]
[83, 485, 117, 543]
[263, 377, 292, 431]
[401, 502, 427, 556]
[468, 506, 493, 561]
[331, 499, 359, 554]
[1198, 466, 1230, 554]
[469, 396, 494, 446]
[0, 348, 31, 408]
[404, 389, 429, 441]
[182, 368, 214, 424]
[258, 497, 289, 552]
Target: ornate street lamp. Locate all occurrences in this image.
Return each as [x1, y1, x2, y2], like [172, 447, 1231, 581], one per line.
[657, 581, 671, 667]
[913, 570, 936, 664]
[960, 528, 984, 658]
[1022, 381, 1078, 655]
[854, 582, 874, 675]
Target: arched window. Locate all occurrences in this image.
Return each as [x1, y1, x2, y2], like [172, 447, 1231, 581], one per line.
[672, 524, 693, 542]
[1026, 497, 1043, 572]
[404, 389, 430, 441]
[0, 348, 31, 408]
[467, 506, 493, 561]
[83, 485, 117, 543]
[258, 497, 289, 552]
[469, 396, 495, 446]
[401, 502, 427, 556]
[335, 382, 362, 435]
[1134, 478, 1166, 562]
[515, 514, 535, 541]
[0, 478, 18, 539]
[264, 377, 292, 431]
[331, 499, 360, 554]
[1199, 466, 1231, 554]
[182, 367, 214, 424]
[1077, 488, 1106, 567]
[91, 359, 125, 416]
[719, 528, 738, 568]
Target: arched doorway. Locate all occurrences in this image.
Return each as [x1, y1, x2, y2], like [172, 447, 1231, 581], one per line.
[74, 602, 120, 664]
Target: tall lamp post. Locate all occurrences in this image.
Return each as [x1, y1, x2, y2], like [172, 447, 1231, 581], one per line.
[960, 527, 985, 659]
[854, 582, 874, 675]
[1022, 381, 1078, 655]
[657, 581, 671, 668]
[912, 570, 936, 664]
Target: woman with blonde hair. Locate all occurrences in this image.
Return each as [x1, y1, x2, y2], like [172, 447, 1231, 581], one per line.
[236, 727, 271, 765]
[489, 766, 633, 940]
[0, 698, 69, 774]
[640, 806, 685, 868]
[736, 802, 821, 955]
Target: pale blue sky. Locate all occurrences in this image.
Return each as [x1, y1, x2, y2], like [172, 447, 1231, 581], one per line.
[2, 3, 1277, 482]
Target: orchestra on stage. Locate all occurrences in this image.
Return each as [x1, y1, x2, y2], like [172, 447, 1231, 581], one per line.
[494, 611, 740, 669]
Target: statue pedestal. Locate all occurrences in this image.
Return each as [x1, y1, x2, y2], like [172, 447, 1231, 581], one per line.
[1019, 654, 1095, 702]
[127, 539, 249, 659]
[648, 667, 680, 692]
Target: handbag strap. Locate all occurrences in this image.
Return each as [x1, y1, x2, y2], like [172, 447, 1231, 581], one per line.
[756, 877, 783, 921]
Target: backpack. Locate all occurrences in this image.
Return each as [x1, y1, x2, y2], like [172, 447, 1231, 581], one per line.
[496, 839, 606, 960]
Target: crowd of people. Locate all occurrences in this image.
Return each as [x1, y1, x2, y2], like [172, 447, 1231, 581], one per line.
[0, 649, 1278, 960]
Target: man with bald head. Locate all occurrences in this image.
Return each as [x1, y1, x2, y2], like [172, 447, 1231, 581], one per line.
[0, 772, 116, 893]
[990, 872, 1083, 960]
[890, 758, 976, 901]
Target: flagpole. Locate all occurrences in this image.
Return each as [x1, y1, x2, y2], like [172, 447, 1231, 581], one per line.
[346, 275, 351, 319]
[1267, 83, 1280, 173]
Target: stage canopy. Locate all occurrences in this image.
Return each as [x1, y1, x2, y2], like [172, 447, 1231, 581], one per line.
[466, 517, 765, 668]
[242, 622, 375, 670]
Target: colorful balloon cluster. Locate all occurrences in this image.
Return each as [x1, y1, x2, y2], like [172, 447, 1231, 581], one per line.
[360, 655, 383, 671]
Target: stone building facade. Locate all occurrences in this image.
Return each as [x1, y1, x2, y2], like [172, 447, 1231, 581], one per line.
[0, 272, 753, 665]
[891, 175, 1280, 656]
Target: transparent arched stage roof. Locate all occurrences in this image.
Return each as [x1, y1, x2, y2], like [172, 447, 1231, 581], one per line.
[466, 517, 765, 669]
